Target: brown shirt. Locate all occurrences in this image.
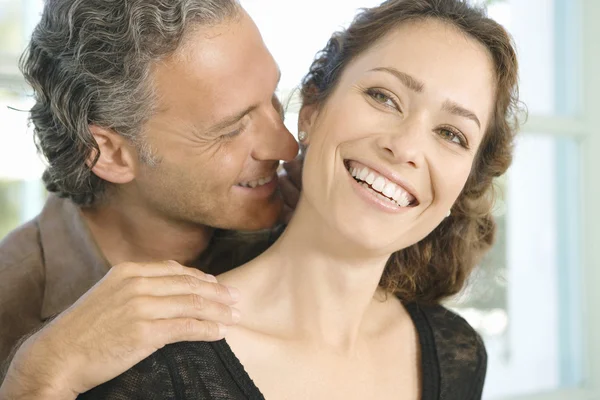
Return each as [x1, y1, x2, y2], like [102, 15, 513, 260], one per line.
[0, 195, 110, 363]
[0, 195, 277, 365]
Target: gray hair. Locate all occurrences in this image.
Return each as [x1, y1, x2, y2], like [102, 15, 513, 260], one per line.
[21, 0, 241, 206]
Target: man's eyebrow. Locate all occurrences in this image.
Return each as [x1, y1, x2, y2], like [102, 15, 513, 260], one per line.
[442, 100, 481, 129]
[369, 67, 425, 93]
[208, 105, 258, 134]
[206, 69, 282, 134]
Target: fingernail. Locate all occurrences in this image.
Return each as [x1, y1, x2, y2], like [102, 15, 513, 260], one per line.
[205, 274, 218, 283]
[228, 287, 241, 302]
[231, 308, 241, 323]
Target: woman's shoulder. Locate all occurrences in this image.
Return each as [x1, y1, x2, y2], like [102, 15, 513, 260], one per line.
[405, 303, 487, 400]
[79, 340, 251, 400]
[408, 303, 486, 351]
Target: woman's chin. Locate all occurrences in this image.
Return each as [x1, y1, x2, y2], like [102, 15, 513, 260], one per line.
[335, 223, 410, 257]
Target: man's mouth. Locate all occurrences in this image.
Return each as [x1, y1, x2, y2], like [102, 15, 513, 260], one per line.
[344, 160, 418, 208]
[236, 174, 275, 188]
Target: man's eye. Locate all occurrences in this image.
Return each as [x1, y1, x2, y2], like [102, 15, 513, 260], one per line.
[220, 126, 244, 141]
[366, 88, 399, 110]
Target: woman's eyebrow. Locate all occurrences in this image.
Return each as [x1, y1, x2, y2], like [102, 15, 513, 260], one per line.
[368, 67, 425, 93]
[369, 66, 481, 129]
[442, 99, 481, 129]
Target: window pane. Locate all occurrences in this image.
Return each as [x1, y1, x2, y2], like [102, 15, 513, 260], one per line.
[0, 0, 48, 240]
[0, 0, 42, 56]
[480, 0, 579, 116]
[0, 0, 25, 55]
[0, 89, 45, 240]
[451, 135, 583, 399]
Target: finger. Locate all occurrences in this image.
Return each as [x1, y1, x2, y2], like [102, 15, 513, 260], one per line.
[282, 159, 303, 190]
[130, 295, 241, 326]
[152, 319, 228, 344]
[111, 260, 215, 282]
[278, 176, 300, 209]
[279, 204, 294, 225]
[126, 275, 240, 305]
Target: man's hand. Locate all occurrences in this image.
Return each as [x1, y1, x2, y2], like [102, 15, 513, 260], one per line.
[0, 260, 240, 399]
[278, 156, 304, 224]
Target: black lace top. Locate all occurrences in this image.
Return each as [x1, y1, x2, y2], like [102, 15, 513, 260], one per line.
[78, 303, 486, 400]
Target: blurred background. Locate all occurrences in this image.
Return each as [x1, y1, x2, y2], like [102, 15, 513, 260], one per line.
[1, 0, 599, 399]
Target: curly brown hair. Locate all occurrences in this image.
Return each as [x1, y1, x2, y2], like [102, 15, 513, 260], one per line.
[301, 0, 522, 304]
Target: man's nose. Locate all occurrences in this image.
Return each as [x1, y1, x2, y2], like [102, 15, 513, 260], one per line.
[252, 106, 299, 162]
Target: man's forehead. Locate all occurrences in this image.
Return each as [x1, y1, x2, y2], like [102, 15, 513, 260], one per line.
[147, 12, 280, 129]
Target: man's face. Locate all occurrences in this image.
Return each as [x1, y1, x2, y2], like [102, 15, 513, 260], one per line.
[130, 11, 298, 231]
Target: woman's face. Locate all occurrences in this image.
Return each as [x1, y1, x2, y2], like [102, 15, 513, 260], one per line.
[301, 19, 496, 254]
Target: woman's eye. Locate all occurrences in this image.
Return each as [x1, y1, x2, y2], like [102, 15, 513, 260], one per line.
[367, 89, 398, 110]
[439, 128, 468, 148]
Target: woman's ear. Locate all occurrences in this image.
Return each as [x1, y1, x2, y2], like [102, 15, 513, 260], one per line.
[87, 125, 137, 184]
[298, 103, 319, 146]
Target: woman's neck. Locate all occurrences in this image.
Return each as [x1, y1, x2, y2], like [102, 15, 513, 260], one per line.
[222, 199, 393, 353]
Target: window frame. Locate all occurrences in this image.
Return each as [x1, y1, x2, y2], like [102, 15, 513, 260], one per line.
[500, 0, 600, 399]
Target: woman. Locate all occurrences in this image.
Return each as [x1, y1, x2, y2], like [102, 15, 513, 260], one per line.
[81, 0, 520, 398]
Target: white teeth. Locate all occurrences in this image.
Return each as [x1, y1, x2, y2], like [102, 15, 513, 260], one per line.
[376, 192, 391, 204]
[348, 162, 416, 207]
[361, 182, 398, 206]
[372, 176, 385, 192]
[240, 175, 273, 188]
[382, 182, 397, 198]
[393, 187, 409, 207]
[359, 168, 369, 180]
[398, 195, 409, 207]
[393, 188, 410, 207]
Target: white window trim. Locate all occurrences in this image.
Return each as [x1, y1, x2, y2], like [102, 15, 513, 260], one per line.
[579, 0, 600, 397]
[500, 0, 600, 399]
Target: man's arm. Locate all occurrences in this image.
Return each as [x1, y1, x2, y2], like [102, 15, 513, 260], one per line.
[0, 261, 240, 400]
[1, 316, 53, 383]
[1, 324, 75, 400]
[0, 160, 303, 400]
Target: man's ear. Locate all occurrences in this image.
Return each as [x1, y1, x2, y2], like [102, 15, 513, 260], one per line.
[87, 125, 137, 184]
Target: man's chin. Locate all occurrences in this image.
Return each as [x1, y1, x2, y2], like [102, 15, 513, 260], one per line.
[234, 214, 281, 232]
[224, 203, 283, 232]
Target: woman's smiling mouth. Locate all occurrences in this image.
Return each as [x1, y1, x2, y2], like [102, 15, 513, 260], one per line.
[344, 159, 419, 209]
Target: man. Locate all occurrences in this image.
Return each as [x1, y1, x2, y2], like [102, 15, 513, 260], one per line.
[0, 0, 302, 398]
